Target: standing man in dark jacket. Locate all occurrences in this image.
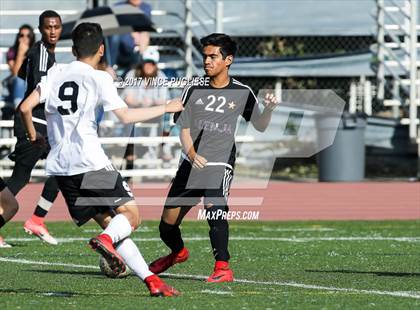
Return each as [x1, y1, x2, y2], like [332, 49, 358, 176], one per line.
[2, 10, 63, 245]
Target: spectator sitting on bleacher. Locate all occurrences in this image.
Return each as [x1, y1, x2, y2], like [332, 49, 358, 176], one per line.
[0, 25, 35, 158]
[121, 47, 171, 174]
[4, 25, 35, 116]
[109, 0, 152, 71]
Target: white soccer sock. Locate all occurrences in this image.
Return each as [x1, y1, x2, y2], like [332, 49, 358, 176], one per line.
[116, 238, 153, 281]
[37, 196, 53, 212]
[102, 214, 132, 244]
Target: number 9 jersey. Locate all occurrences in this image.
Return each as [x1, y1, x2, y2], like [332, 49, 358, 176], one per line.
[37, 61, 127, 176]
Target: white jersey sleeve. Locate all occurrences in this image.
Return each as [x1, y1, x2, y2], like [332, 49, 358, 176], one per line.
[37, 64, 69, 103]
[98, 72, 127, 111]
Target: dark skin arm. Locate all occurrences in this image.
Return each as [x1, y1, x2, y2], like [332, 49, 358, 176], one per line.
[19, 88, 46, 146]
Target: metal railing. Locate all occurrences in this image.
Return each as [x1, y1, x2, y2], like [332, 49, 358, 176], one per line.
[0, 119, 255, 178]
[375, 0, 419, 141]
[183, 0, 224, 77]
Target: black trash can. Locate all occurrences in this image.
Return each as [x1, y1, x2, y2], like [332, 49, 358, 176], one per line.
[316, 113, 366, 182]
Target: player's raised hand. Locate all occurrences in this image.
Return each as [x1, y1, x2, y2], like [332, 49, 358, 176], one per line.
[165, 98, 184, 113]
[262, 93, 279, 111]
[17, 40, 30, 56]
[192, 154, 207, 169]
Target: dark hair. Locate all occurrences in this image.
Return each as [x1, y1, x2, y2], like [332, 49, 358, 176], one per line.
[200, 33, 237, 58]
[134, 62, 158, 79]
[39, 10, 61, 28]
[72, 23, 104, 58]
[12, 24, 35, 53]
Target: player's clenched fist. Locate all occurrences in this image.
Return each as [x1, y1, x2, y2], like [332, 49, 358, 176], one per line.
[165, 98, 184, 113]
[29, 131, 46, 147]
[192, 153, 207, 169]
[262, 93, 279, 111]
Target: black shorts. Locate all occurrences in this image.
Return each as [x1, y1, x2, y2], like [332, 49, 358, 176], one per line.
[56, 167, 134, 226]
[0, 177, 6, 191]
[9, 138, 50, 163]
[165, 160, 234, 208]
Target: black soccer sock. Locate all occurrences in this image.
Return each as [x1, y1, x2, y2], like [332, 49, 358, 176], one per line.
[159, 219, 184, 253]
[33, 177, 59, 218]
[124, 144, 134, 170]
[7, 140, 46, 196]
[207, 206, 230, 262]
[6, 164, 33, 196]
[126, 159, 134, 170]
[0, 215, 5, 229]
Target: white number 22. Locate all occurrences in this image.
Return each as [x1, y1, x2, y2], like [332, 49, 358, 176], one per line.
[205, 95, 226, 113]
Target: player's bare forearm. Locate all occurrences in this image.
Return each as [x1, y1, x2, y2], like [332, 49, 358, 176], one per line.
[113, 98, 183, 124]
[20, 110, 36, 141]
[180, 128, 196, 160]
[180, 128, 207, 168]
[113, 105, 165, 124]
[252, 109, 272, 132]
[19, 88, 41, 141]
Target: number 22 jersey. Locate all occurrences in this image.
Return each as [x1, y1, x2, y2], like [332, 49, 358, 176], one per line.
[38, 61, 127, 176]
[175, 78, 260, 169]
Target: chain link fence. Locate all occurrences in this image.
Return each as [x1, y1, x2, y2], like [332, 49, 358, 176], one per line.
[236, 36, 374, 57]
[152, 33, 388, 117]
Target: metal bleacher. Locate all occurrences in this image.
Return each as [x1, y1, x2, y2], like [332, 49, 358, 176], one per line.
[0, 0, 230, 179]
[5, 1, 418, 178]
[0, 1, 85, 178]
[374, 0, 420, 146]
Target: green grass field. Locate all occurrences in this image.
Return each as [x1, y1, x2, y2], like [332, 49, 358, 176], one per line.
[0, 220, 419, 309]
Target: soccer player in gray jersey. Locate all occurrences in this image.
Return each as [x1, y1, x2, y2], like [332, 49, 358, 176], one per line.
[149, 33, 278, 282]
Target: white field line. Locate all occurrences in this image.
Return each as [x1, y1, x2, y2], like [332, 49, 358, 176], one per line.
[82, 227, 333, 233]
[261, 228, 336, 232]
[200, 289, 233, 295]
[82, 227, 153, 233]
[4, 236, 420, 243]
[42, 292, 74, 297]
[0, 257, 419, 300]
[0, 257, 96, 269]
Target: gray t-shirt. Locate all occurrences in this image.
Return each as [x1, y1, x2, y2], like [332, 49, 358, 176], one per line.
[175, 78, 259, 167]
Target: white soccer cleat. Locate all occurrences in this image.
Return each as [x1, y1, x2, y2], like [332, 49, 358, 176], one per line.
[0, 235, 12, 248]
[23, 219, 58, 245]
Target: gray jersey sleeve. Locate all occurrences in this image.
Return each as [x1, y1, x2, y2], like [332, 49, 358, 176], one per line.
[174, 85, 194, 128]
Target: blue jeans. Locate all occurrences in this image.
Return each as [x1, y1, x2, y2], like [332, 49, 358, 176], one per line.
[12, 76, 25, 107]
[108, 35, 140, 70]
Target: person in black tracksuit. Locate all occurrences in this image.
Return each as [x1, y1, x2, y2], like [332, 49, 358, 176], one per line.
[2, 10, 62, 245]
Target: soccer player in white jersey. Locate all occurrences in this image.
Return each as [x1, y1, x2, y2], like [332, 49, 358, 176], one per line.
[19, 23, 183, 297]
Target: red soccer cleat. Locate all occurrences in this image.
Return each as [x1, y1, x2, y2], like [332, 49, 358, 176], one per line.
[144, 274, 180, 297]
[206, 261, 234, 283]
[149, 247, 189, 274]
[24, 219, 58, 245]
[89, 234, 126, 275]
